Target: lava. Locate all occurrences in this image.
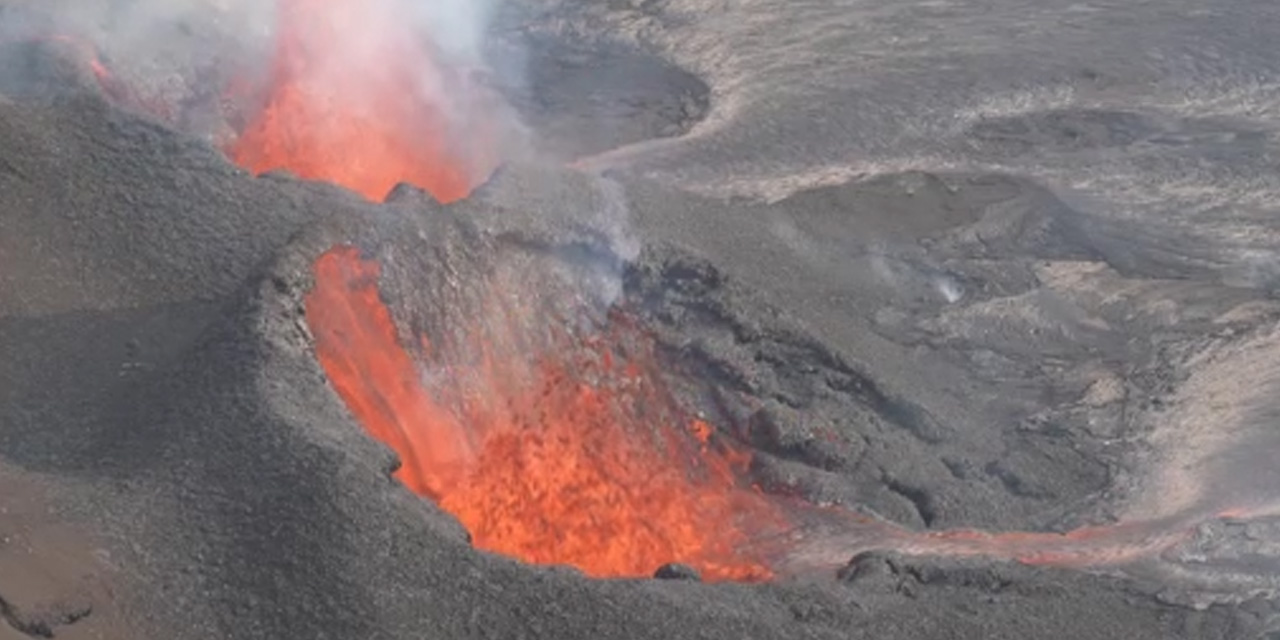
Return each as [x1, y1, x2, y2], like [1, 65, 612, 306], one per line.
[229, 0, 487, 203]
[304, 246, 793, 581]
[303, 245, 1261, 582]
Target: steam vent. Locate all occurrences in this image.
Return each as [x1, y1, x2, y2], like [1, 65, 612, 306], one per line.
[2, 0, 1280, 638]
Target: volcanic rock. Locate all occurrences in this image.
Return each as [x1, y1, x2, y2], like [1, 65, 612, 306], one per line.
[2, 0, 1280, 639]
[654, 563, 702, 581]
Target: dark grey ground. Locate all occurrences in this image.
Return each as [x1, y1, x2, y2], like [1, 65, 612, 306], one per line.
[2, 0, 1280, 638]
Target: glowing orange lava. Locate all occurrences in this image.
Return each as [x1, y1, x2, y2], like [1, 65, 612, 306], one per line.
[230, 0, 481, 202]
[304, 246, 792, 581]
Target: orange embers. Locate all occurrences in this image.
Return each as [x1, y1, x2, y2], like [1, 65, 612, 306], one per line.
[230, 0, 480, 202]
[304, 246, 791, 581]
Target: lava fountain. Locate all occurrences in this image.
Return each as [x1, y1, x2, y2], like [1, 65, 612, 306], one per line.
[229, 0, 494, 203]
[33, 0, 499, 203]
[304, 246, 794, 581]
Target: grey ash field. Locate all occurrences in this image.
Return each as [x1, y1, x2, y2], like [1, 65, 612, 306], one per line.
[2, 0, 1280, 638]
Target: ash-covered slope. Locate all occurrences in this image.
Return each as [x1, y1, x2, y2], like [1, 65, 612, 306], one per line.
[0, 61, 1276, 638]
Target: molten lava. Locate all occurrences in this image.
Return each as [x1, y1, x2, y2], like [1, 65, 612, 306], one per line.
[304, 246, 792, 581]
[230, 0, 482, 202]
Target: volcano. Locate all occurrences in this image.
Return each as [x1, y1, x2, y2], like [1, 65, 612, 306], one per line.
[2, 0, 1280, 639]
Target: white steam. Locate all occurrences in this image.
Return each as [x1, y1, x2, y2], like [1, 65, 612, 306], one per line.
[3, 0, 520, 153]
[407, 0, 498, 64]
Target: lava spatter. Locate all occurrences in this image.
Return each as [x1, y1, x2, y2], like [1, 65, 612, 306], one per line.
[304, 246, 793, 581]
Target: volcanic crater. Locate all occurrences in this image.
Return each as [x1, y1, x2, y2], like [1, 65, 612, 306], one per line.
[3, 0, 1280, 638]
[298, 221, 798, 582]
[248, 187, 937, 584]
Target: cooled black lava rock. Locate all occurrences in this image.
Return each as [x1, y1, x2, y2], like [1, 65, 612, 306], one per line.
[746, 401, 859, 472]
[654, 563, 702, 581]
[837, 551, 906, 587]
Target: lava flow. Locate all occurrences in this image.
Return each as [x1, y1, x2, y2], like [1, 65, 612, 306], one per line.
[229, 0, 487, 202]
[304, 246, 793, 581]
[302, 246, 1263, 582]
